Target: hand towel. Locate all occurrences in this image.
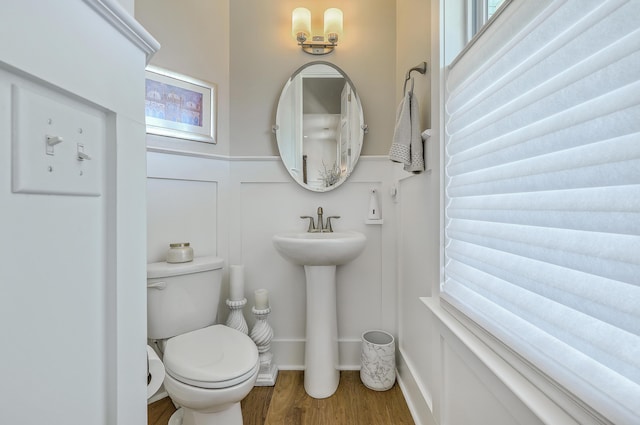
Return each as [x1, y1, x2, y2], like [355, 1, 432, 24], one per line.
[405, 90, 424, 173]
[389, 92, 411, 166]
[389, 87, 424, 173]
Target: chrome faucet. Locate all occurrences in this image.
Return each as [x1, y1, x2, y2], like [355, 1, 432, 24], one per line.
[316, 207, 324, 232]
[300, 215, 316, 232]
[300, 207, 340, 232]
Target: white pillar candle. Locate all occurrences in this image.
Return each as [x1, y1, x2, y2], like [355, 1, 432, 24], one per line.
[255, 289, 269, 310]
[229, 265, 245, 301]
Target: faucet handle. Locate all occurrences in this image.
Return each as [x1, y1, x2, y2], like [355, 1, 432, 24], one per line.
[325, 216, 340, 232]
[300, 216, 315, 232]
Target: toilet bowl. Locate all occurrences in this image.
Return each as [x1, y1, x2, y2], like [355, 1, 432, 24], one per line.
[147, 257, 258, 425]
[163, 325, 259, 425]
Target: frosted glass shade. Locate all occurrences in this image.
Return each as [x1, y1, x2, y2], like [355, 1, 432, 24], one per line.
[324, 8, 343, 39]
[292, 7, 311, 40]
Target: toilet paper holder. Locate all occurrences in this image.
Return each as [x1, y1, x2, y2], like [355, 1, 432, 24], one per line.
[147, 345, 165, 399]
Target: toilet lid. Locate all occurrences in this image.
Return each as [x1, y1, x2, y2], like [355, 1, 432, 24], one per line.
[163, 325, 259, 389]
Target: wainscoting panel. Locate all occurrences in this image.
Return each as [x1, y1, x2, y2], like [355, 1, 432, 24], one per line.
[439, 324, 546, 425]
[394, 168, 439, 425]
[231, 156, 396, 368]
[146, 178, 218, 262]
[146, 151, 229, 264]
[146, 152, 397, 369]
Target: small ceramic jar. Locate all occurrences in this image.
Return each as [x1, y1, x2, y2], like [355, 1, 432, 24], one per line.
[166, 242, 194, 263]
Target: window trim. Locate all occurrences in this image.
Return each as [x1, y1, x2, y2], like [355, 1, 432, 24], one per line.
[451, 0, 514, 68]
[422, 296, 614, 424]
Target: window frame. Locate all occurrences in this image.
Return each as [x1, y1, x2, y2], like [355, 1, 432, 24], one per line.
[454, 0, 514, 68]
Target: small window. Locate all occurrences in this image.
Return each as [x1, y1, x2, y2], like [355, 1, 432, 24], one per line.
[470, 0, 508, 38]
[487, 0, 506, 18]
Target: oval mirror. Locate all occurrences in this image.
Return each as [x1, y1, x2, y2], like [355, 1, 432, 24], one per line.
[275, 61, 365, 192]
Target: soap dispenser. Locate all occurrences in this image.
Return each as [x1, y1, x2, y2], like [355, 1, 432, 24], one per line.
[367, 188, 381, 220]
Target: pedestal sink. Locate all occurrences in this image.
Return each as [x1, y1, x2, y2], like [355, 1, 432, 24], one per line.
[273, 231, 366, 398]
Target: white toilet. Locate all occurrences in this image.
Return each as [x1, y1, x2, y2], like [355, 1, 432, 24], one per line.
[147, 256, 259, 425]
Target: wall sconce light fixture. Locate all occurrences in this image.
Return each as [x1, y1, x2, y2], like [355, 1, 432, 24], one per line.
[292, 7, 343, 55]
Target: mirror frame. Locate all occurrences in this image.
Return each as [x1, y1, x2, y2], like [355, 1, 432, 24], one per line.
[275, 61, 365, 192]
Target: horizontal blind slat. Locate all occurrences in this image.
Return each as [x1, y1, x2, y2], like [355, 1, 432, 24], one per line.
[448, 208, 640, 236]
[448, 32, 640, 137]
[447, 105, 640, 173]
[448, 186, 640, 213]
[448, 160, 640, 197]
[446, 219, 640, 276]
[445, 241, 640, 333]
[447, 80, 640, 156]
[447, 135, 640, 194]
[445, 263, 640, 380]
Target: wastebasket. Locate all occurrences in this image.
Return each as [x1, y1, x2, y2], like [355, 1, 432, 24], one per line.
[360, 330, 396, 391]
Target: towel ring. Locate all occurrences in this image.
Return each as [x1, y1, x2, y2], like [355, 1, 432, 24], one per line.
[403, 61, 427, 94]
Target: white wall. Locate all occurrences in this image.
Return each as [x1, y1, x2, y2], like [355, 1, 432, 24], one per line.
[135, 0, 231, 156]
[0, 1, 155, 424]
[147, 152, 397, 368]
[0, 71, 110, 422]
[229, 0, 396, 156]
[138, 0, 401, 369]
[136, 0, 397, 157]
[393, 1, 439, 422]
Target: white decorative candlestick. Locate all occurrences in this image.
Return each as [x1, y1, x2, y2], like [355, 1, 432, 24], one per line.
[250, 305, 278, 386]
[254, 288, 269, 309]
[229, 265, 245, 301]
[225, 298, 248, 334]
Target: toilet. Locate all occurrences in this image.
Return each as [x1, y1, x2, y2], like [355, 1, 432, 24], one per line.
[147, 256, 259, 425]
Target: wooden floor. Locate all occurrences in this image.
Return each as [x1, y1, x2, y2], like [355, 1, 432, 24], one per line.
[148, 371, 414, 425]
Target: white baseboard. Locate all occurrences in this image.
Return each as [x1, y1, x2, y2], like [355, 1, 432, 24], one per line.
[271, 338, 363, 370]
[396, 351, 437, 425]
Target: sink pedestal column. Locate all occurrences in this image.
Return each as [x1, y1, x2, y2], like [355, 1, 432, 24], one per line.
[304, 265, 340, 398]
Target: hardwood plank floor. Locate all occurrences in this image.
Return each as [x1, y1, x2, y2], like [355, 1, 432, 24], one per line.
[148, 371, 414, 425]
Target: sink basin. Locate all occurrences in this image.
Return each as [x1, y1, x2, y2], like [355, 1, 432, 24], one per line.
[273, 231, 366, 266]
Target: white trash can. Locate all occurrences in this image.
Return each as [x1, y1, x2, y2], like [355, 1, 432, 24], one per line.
[360, 330, 396, 391]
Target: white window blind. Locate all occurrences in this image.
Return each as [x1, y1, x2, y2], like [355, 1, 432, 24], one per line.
[442, 1, 640, 424]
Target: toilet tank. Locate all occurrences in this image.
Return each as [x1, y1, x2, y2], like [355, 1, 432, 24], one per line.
[147, 256, 225, 340]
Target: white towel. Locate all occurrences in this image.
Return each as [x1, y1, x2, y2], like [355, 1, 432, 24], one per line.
[389, 92, 411, 165]
[389, 87, 424, 173]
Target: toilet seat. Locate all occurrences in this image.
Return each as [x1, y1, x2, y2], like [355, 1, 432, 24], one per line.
[163, 324, 259, 389]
